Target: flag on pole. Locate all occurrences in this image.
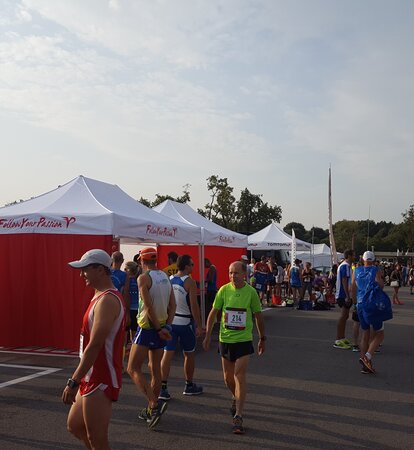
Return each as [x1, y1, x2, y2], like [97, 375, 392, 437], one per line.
[328, 166, 338, 265]
[291, 229, 297, 266]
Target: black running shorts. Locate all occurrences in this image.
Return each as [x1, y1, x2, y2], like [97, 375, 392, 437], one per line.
[219, 341, 254, 362]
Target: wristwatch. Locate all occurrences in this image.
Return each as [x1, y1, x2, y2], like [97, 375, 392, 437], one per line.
[259, 336, 267, 341]
[66, 378, 80, 389]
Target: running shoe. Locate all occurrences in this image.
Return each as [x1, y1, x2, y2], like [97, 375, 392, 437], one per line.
[138, 407, 151, 422]
[230, 398, 236, 416]
[183, 383, 203, 396]
[359, 356, 375, 374]
[148, 400, 168, 429]
[159, 387, 171, 401]
[333, 340, 351, 349]
[352, 345, 360, 352]
[342, 339, 351, 346]
[232, 415, 245, 434]
[360, 367, 370, 374]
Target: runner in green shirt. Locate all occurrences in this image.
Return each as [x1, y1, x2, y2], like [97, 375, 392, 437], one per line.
[203, 261, 266, 435]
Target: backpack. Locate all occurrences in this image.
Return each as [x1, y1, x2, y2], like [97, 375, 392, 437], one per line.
[359, 268, 393, 322]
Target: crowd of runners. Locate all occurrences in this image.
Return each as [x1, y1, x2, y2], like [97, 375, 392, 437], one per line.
[62, 247, 266, 449]
[62, 246, 407, 449]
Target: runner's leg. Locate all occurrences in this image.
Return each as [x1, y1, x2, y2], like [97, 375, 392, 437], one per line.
[82, 389, 112, 450]
[221, 357, 236, 397]
[234, 355, 250, 416]
[183, 351, 195, 381]
[160, 350, 175, 381]
[148, 348, 164, 405]
[127, 344, 158, 407]
[67, 391, 91, 449]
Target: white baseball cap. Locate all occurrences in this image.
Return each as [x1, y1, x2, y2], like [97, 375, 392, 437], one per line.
[241, 255, 249, 261]
[362, 251, 375, 262]
[69, 249, 112, 269]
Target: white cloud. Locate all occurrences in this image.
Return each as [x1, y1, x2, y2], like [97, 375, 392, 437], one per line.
[0, 0, 413, 228]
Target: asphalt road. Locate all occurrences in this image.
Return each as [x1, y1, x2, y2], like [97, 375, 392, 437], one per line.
[1, 286, 413, 450]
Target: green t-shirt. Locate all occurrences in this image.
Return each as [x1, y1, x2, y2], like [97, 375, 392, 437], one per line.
[213, 282, 262, 343]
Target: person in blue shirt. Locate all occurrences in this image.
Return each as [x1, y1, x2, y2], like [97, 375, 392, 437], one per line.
[352, 251, 388, 374]
[111, 251, 126, 292]
[124, 261, 140, 341]
[333, 249, 354, 350]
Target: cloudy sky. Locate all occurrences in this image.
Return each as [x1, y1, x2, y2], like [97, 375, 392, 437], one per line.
[1, 0, 413, 229]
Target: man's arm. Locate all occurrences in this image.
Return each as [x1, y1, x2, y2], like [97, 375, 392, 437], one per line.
[255, 311, 266, 355]
[62, 294, 121, 404]
[376, 270, 384, 289]
[202, 307, 219, 351]
[351, 272, 357, 304]
[186, 277, 203, 336]
[166, 285, 176, 325]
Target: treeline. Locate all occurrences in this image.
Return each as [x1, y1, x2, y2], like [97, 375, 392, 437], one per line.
[140, 175, 413, 257]
[140, 175, 282, 235]
[283, 217, 413, 257]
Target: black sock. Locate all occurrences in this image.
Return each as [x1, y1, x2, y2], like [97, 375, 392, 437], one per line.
[185, 380, 193, 386]
[161, 381, 167, 390]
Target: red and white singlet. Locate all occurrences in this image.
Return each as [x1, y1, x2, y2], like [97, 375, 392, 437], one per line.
[79, 289, 125, 400]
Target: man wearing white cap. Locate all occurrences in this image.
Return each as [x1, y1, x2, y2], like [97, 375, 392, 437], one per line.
[352, 250, 391, 374]
[63, 249, 126, 449]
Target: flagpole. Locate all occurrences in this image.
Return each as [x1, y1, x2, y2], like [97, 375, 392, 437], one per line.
[328, 165, 338, 265]
[366, 205, 371, 251]
[291, 229, 297, 266]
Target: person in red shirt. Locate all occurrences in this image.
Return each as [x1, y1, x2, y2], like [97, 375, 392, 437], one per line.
[253, 256, 270, 305]
[63, 249, 126, 450]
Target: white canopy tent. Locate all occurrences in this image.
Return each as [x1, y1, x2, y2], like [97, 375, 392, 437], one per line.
[0, 176, 202, 243]
[0, 175, 202, 351]
[247, 222, 311, 251]
[153, 200, 247, 247]
[296, 243, 344, 269]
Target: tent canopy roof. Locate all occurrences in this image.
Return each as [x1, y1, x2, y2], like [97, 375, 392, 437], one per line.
[153, 200, 247, 247]
[247, 222, 311, 250]
[0, 176, 201, 243]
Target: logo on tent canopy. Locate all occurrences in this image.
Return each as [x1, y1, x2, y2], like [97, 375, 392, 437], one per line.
[267, 242, 291, 248]
[219, 235, 235, 243]
[146, 224, 177, 238]
[0, 216, 77, 229]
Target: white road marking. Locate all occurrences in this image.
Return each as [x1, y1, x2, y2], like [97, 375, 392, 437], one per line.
[0, 349, 78, 358]
[0, 364, 61, 389]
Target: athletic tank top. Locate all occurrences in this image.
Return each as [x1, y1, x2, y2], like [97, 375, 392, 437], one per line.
[290, 266, 301, 286]
[206, 266, 217, 292]
[170, 274, 192, 326]
[129, 276, 139, 310]
[80, 289, 125, 388]
[137, 270, 171, 329]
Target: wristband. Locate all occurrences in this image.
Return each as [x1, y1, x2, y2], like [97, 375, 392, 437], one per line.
[163, 324, 172, 332]
[66, 378, 80, 389]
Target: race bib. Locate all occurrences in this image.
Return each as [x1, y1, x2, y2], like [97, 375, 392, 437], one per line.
[225, 308, 247, 330]
[79, 334, 84, 358]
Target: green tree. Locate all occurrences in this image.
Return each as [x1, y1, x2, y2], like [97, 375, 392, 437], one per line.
[398, 205, 414, 251]
[284, 222, 307, 240]
[308, 226, 329, 244]
[203, 175, 236, 229]
[138, 184, 191, 208]
[236, 188, 282, 234]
